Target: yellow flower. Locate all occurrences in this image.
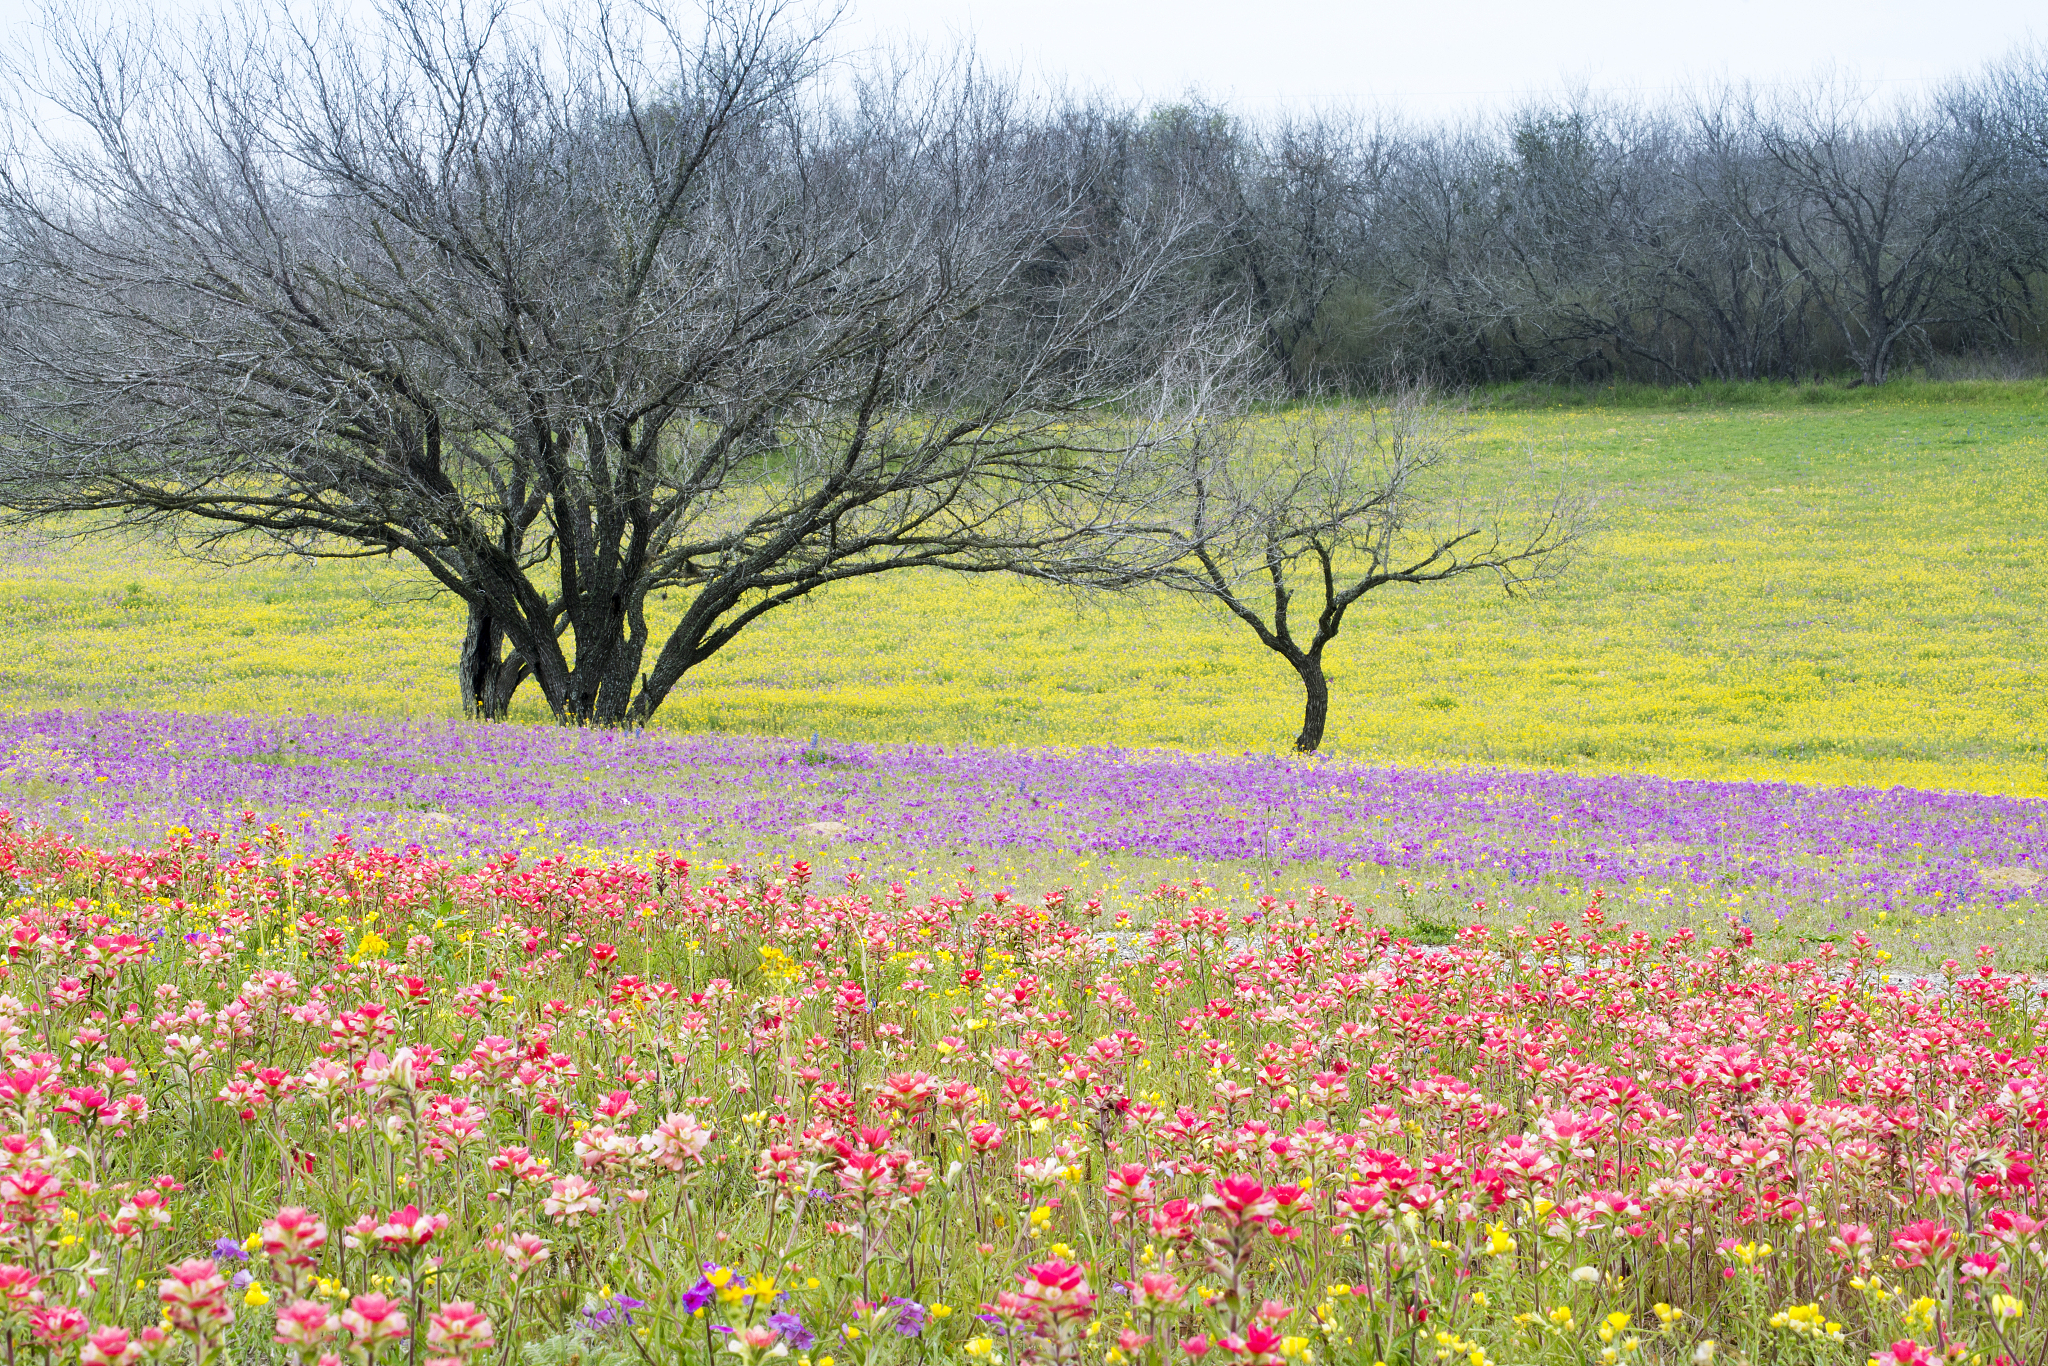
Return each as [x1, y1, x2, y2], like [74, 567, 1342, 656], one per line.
[1765, 1304, 1841, 1342]
[930, 1306, 953, 1319]
[1902, 1298, 1937, 1333]
[965, 1340, 995, 1360]
[1484, 1224, 1516, 1257]
[244, 1285, 271, 1307]
[1993, 1295, 2025, 1323]
[1720, 1240, 1769, 1268]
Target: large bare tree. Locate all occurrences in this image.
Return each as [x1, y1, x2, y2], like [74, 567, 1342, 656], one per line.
[0, 0, 1230, 724]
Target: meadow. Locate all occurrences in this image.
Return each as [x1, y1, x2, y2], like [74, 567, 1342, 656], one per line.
[1, 707, 2043, 970]
[2, 381, 2043, 797]
[0, 381, 2043, 1366]
[0, 796, 2042, 1366]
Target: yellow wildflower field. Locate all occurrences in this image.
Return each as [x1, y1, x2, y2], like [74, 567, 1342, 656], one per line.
[1, 381, 2042, 797]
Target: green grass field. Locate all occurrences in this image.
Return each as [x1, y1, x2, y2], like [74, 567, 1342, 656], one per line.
[3, 378, 2043, 796]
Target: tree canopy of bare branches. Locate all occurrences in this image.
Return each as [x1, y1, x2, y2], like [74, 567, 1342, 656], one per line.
[1027, 65, 2047, 391]
[1141, 392, 1579, 753]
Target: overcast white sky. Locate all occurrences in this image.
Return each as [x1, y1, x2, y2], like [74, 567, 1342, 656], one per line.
[825, 0, 2041, 118]
[1, 0, 2039, 121]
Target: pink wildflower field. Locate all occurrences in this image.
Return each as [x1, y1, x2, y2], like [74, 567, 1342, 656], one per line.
[0, 750, 2044, 1366]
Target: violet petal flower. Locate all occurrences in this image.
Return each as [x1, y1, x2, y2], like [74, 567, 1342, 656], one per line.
[766, 1313, 814, 1351]
[888, 1299, 927, 1338]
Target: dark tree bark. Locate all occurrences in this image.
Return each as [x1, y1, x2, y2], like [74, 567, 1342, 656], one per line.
[1291, 651, 1331, 754]
[457, 602, 531, 721]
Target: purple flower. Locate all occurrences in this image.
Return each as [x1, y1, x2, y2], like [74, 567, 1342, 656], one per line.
[213, 1237, 249, 1262]
[20, 707, 2048, 935]
[681, 1277, 715, 1314]
[582, 1296, 646, 1334]
[766, 1313, 814, 1350]
[887, 1299, 927, 1338]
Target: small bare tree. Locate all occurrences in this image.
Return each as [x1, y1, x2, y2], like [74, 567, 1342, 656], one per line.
[1148, 392, 1579, 753]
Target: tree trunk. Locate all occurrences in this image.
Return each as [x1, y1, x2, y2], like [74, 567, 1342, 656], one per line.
[457, 601, 528, 720]
[457, 602, 502, 719]
[1293, 655, 1330, 753]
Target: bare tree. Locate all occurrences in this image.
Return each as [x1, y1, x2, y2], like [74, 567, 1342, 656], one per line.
[0, 0, 1234, 724]
[1233, 112, 1394, 392]
[1373, 126, 1523, 380]
[1145, 391, 1579, 753]
[1659, 94, 1817, 381]
[1977, 46, 2048, 342]
[1756, 82, 2006, 385]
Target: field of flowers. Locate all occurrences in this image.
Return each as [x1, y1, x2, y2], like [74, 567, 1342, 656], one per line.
[4, 706, 2045, 969]
[1, 385, 2042, 796]
[0, 383, 2043, 1366]
[0, 770, 2046, 1366]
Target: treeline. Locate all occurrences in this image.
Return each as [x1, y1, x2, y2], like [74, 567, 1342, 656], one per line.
[1041, 53, 2048, 389]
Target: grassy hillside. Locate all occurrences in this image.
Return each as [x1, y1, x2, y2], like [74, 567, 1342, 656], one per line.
[2, 379, 2042, 796]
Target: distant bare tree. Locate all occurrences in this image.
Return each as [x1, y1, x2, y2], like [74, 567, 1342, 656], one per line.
[1234, 112, 1395, 391]
[1756, 83, 2006, 385]
[1980, 46, 2048, 331]
[1660, 94, 1816, 380]
[0, 0, 1237, 724]
[1144, 391, 1579, 753]
[1374, 127, 1521, 379]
